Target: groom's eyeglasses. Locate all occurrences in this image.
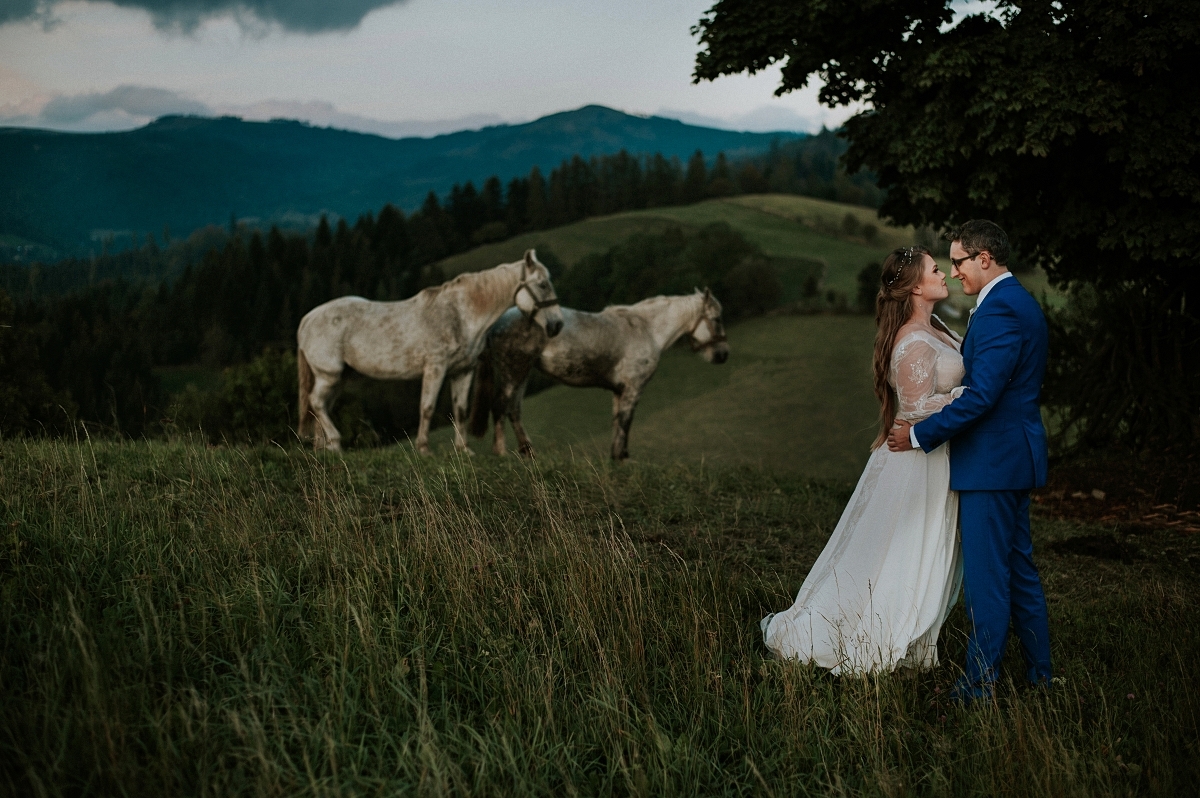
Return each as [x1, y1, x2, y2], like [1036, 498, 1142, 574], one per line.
[950, 251, 982, 268]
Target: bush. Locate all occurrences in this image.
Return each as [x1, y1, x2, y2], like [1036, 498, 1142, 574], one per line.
[168, 349, 439, 448]
[856, 262, 882, 314]
[1042, 281, 1200, 453]
[716, 258, 784, 321]
[169, 349, 298, 444]
[557, 223, 783, 320]
[0, 290, 75, 435]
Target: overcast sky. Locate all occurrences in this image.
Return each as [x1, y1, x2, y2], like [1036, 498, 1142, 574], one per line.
[0, 0, 863, 137]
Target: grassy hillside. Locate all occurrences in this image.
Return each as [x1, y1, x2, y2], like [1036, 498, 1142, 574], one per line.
[439, 194, 902, 299]
[436, 315, 880, 480]
[2, 439, 1196, 795]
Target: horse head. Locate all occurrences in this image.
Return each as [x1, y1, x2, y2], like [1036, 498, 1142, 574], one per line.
[689, 287, 729, 364]
[515, 249, 564, 337]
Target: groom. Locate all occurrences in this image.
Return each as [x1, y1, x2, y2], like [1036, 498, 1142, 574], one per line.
[887, 219, 1052, 701]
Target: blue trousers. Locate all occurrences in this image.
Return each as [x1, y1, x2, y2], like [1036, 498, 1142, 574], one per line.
[957, 490, 1052, 693]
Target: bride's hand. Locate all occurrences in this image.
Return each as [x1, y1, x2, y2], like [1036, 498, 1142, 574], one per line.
[887, 419, 914, 452]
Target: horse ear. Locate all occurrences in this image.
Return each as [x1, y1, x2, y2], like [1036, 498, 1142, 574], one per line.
[704, 287, 712, 300]
[524, 249, 536, 269]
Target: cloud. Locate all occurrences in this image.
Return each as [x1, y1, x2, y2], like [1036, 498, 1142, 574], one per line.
[0, 85, 512, 137]
[0, 0, 409, 32]
[214, 100, 508, 138]
[39, 85, 209, 125]
[658, 106, 836, 135]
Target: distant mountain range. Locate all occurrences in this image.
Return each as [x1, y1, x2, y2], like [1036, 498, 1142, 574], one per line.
[0, 105, 802, 257]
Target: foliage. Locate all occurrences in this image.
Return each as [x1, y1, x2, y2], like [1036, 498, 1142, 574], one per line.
[694, 0, 1200, 294]
[1042, 282, 1200, 452]
[168, 349, 299, 444]
[0, 290, 75, 436]
[694, 0, 1200, 447]
[1, 439, 1197, 795]
[856, 262, 883, 314]
[168, 349, 440, 447]
[558, 223, 783, 321]
[15, 283, 164, 437]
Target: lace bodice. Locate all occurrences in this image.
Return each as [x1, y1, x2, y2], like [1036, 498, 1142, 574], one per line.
[890, 324, 965, 422]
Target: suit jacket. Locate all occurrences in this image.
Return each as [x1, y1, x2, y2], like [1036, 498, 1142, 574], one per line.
[913, 276, 1049, 491]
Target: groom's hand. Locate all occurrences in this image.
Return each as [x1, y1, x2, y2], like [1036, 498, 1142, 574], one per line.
[887, 420, 914, 452]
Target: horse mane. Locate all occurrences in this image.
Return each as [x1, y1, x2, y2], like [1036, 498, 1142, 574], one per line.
[601, 294, 694, 316]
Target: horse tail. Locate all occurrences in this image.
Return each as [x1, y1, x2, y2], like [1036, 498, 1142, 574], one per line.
[297, 347, 315, 439]
[468, 352, 494, 438]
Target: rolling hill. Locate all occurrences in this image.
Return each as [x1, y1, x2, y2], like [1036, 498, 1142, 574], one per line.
[438, 193, 911, 299]
[0, 105, 801, 256]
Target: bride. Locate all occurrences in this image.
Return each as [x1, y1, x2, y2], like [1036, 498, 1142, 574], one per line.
[762, 246, 965, 674]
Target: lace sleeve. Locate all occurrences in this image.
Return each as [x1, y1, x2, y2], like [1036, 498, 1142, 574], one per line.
[891, 336, 964, 422]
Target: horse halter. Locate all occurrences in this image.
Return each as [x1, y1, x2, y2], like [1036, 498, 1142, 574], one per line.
[514, 279, 560, 319]
[689, 314, 728, 351]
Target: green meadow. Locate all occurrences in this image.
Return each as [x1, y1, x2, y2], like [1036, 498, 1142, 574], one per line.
[434, 315, 880, 480]
[6, 195, 1169, 797]
[1, 439, 1196, 796]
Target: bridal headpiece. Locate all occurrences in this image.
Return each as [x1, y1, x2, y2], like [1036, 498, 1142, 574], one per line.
[885, 247, 918, 287]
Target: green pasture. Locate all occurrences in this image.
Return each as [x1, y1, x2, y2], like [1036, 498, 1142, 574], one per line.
[1, 439, 1195, 796]
[434, 314, 879, 480]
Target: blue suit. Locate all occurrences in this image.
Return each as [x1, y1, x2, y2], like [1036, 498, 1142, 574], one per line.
[914, 275, 1052, 695]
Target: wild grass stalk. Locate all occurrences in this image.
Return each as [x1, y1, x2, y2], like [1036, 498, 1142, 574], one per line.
[0, 438, 1196, 795]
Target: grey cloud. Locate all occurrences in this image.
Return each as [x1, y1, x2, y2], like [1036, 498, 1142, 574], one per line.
[2, 87, 509, 139]
[1, 0, 408, 32]
[660, 106, 824, 134]
[218, 100, 508, 138]
[0, 0, 47, 25]
[40, 85, 210, 124]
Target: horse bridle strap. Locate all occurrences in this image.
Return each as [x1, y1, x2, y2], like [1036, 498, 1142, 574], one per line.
[514, 280, 560, 315]
[689, 316, 727, 351]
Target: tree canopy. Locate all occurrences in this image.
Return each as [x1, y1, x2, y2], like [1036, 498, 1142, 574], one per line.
[694, 0, 1200, 292]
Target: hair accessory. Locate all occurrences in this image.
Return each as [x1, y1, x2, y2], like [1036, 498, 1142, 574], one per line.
[885, 247, 916, 287]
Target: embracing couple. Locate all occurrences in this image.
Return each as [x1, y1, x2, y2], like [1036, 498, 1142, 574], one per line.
[762, 220, 1051, 702]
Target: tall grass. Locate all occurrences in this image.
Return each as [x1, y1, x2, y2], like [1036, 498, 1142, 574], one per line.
[1, 438, 1196, 796]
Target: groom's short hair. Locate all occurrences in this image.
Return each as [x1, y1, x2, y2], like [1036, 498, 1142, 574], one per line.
[945, 220, 1010, 266]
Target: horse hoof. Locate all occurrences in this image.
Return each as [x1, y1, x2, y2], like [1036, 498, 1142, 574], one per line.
[416, 446, 433, 457]
[458, 447, 476, 457]
[518, 447, 535, 458]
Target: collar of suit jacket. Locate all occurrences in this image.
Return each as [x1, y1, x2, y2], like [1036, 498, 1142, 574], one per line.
[973, 270, 1014, 312]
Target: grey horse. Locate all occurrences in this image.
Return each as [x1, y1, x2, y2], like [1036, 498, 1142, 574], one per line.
[469, 288, 729, 459]
[298, 250, 563, 454]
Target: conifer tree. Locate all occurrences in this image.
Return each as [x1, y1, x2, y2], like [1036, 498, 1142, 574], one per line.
[684, 150, 708, 204]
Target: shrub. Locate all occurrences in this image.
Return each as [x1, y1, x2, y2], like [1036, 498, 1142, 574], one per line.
[716, 258, 784, 321]
[557, 223, 783, 320]
[169, 349, 298, 444]
[168, 349, 439, 448]
[856, 262, 882, 314]
[1042, 281, 1200, 453]
[0, 290, 75, 436]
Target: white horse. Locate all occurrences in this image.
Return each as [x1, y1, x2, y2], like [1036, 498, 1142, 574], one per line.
[297, 250, 563, 454]
[469, 289, 729, 460]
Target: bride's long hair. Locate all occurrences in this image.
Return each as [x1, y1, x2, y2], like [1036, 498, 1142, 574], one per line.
[871, 246, 954, 449]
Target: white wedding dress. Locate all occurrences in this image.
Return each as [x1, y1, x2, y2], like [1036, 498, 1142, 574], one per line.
[762, 324, 966, 674]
